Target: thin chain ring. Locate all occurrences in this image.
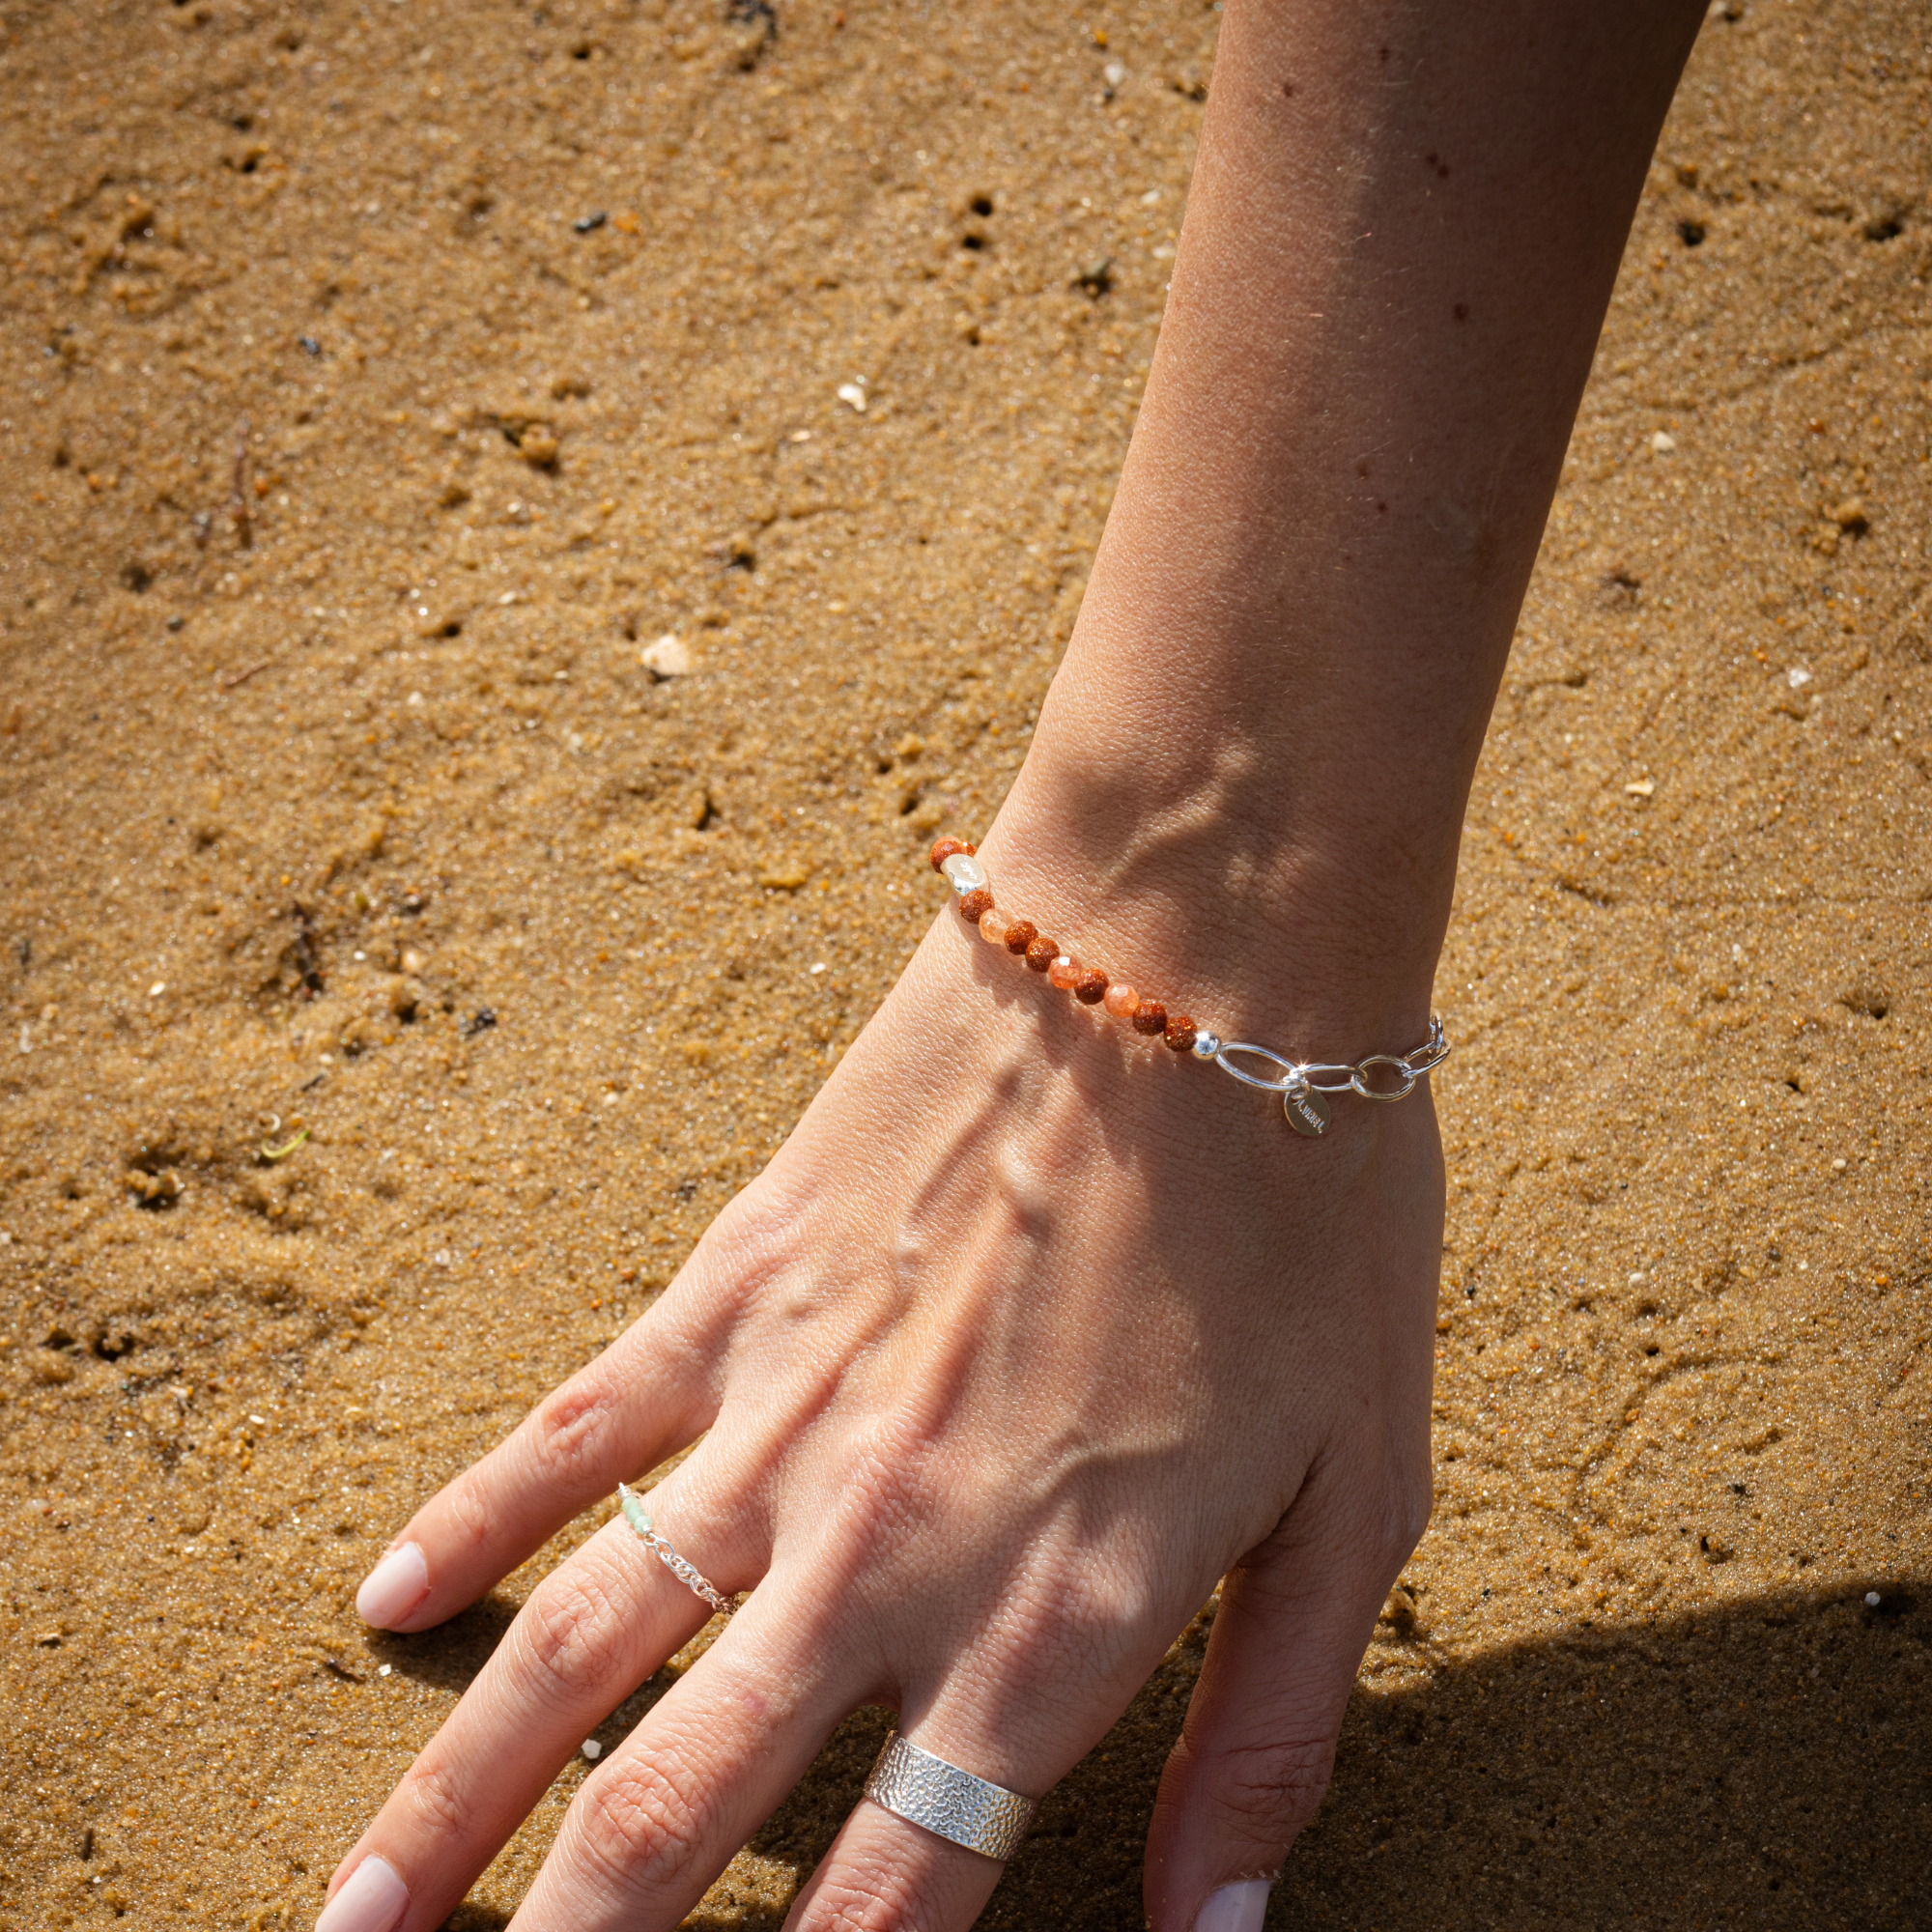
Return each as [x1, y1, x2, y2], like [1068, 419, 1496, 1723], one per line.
[614, 1482, 734, 1615]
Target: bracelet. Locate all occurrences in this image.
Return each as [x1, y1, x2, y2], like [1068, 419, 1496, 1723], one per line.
[928, 837, 1448, 1138]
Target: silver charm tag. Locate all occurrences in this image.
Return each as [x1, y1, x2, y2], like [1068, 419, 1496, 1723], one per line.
[1283, 1079, 1330, 1137]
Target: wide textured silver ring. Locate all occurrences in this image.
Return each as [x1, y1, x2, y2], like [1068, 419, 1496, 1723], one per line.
[863, 1734, 1038, 1861]
[614, 1482, 733, 1615]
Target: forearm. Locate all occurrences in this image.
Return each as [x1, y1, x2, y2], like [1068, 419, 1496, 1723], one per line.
[987, 0, 1705, 1049]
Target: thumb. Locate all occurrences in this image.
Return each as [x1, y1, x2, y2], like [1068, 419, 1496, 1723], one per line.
[1143, 1463, 1427, 1932]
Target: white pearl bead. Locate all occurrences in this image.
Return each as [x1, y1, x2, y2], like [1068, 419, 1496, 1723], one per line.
[940, 852, 990, 895]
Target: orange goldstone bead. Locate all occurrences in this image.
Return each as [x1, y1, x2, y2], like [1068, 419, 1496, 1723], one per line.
[1102, 981, 1139, 1019]
[1132, 999, 1168, 1036]
[1164, 1013, 1198, 1052]
[959, 888, 994, 923]
[1025, 936, 1059, 972]
[1005, 919, 1038, 956]
[929, 836, 974, 872]
[1074, 967, 1109, 1005]
[978, 905, 1009, 944]
[1047, 954, 1081, 991]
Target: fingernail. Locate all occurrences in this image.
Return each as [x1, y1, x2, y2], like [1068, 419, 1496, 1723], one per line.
[355, 1543, 428, 1630]
[315, 1855, 409, 1932]
[1194, 1879, 1271, 1932]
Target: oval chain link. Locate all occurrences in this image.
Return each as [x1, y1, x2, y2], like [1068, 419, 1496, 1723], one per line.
[1211, 1042, 1303, 1092]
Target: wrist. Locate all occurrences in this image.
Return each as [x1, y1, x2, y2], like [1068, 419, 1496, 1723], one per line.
[973, 733, 1454, 1060]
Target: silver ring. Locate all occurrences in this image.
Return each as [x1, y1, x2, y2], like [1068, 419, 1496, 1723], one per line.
[614, 1482, 733, 1615]
[863, 1734, 1037, 1861]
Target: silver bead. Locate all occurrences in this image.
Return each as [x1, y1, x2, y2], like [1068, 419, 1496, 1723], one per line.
[940, 852, 989, 895]
[1191, 1029, 1221, 1060]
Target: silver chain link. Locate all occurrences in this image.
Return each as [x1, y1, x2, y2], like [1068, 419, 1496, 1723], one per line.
[640, 1532, 733, 1615]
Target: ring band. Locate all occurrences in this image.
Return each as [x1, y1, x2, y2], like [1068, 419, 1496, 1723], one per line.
[614, 1482, 733, 1615]
[863, 1734, 1037, 1861]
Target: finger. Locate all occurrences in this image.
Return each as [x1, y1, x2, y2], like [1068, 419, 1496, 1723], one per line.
[355, 1280, 724, 1633]
[510, 1583, 850, 1932]
[783, 1666, 1126, 1932]
[322, 1510, 720, 1932]
[782, 1650, 1119, 1932]
[780, 1768, 1009, 1932]
[1143, 1454, 1432, 1932]
[775, 1504, 1226, 1932]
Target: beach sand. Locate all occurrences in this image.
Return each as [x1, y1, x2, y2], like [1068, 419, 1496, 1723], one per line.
[2, 1, 1927, 1925]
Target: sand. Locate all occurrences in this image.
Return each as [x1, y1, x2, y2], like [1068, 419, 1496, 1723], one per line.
[1, 0, 1928, 1925]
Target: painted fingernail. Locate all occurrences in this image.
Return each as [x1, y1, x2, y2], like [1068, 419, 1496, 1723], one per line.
[314, 1855, 409, 1932]
[1195, 1879, 1271, 1932]
[355, 1543, 428, 1630]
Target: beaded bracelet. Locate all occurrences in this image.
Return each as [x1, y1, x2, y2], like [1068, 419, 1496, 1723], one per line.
[929, 837, 1448, 1137]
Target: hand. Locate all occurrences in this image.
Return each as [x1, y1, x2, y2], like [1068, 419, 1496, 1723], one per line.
[300, 0, 1705, 1911]
[319, 858, 1440, 1932]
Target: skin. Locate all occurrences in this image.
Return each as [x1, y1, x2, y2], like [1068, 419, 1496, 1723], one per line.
[324, 3, 1708, 1928]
